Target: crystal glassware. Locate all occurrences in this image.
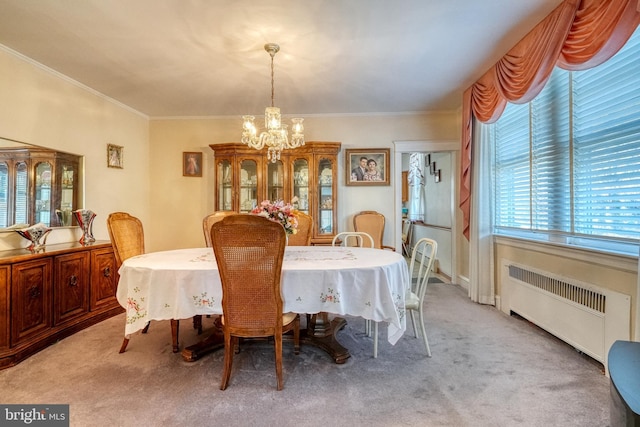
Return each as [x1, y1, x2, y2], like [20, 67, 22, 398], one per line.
[15, 223, 52, 252]
[73, 209, 96, 245]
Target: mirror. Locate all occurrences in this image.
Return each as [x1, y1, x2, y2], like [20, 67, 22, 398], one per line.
[0, 136, 83, 229]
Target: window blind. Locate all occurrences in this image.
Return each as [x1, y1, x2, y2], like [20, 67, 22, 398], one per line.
[491, 26, 640, 249]
[493, 102, 530, 229]
[572, 32, 640, 240]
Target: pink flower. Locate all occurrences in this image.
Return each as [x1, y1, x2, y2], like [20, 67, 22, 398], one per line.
[251, 199, 300, 235]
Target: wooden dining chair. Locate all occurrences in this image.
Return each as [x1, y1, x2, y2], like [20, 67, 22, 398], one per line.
[107, 212, 183, 353]
[211, 214, 300, 390]
[353, 210, 395, 251]
[286, 211, 313, 246]
[202, 211, 237, 247]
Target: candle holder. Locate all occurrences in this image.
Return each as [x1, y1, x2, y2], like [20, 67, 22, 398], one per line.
[73, 209, 96, 245]
[15, 223, 52, 252]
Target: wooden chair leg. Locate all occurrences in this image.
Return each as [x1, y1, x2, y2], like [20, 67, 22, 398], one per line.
[274, 330, 284, 391]
[220, 334, 235, 390]
[171, 319, 180, 353]
[293, 315, 300, 355]
[119, 337, 130, 354]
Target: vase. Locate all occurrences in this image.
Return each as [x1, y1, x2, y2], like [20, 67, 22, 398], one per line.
[73, 209, 96, 245]
[15, 223, 52, 252]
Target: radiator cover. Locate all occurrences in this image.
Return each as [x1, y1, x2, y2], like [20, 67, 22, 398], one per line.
[503, 260, 631, 374]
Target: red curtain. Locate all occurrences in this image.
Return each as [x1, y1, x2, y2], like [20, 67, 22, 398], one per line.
[460, 0, 640, 239]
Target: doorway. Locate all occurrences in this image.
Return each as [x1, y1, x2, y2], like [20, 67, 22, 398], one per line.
[393, 140, 459, 283]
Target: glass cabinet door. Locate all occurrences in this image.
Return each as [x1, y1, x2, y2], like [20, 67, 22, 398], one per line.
[292, 158, 309, 214]
[267, 160, 284, 202]
[239, 159, 258, 212]
[216, 159, 233, 211]
[58, 163, 75, 226]
[317, 158, 334, 235]
[15, 162, 28, 225]
[35, 162, 52, 226]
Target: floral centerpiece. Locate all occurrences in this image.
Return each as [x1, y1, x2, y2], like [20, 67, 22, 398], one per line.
[251, 197, 299, 235]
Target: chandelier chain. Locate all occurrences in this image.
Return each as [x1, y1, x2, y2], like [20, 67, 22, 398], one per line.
[241, 42, 305, 162]
[270, 52, 275, 108]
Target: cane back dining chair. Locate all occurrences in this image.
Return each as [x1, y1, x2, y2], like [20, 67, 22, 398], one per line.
[353, 210, 395, 251]
[202, 211, 237, 247]
[286, 211, 313, 246]
[107, 212, 182, 353]
[369, 237, 438, 358]
[211, 214, 300, 390]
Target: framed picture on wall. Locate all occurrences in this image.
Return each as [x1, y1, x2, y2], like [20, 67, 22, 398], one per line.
[346, 148, 390, 186]
[183, 152, 202, 177]
[107, 144, 123, 169]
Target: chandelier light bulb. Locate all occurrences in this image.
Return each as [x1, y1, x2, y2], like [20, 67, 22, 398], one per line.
[240, 43, 305, 162]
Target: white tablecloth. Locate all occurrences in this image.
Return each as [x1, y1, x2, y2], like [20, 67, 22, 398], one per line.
[116, 246, 409, 344]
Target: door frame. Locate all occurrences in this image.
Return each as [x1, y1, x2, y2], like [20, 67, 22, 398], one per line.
[393, 140, 459, 283]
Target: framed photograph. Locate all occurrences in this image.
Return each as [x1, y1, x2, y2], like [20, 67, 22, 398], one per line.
[435, 169, 441, 183]
[346, 148, 390, 186]
[107, 144, 123, 169]
[183, 152, 202, 177]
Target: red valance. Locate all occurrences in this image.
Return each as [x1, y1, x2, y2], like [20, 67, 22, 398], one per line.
[460, 0, 640, 239]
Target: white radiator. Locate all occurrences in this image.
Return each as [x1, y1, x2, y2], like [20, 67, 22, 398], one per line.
[502, 260, 631, 373]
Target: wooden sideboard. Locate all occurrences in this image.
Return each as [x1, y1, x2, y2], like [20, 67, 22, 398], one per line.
[0, 241, 122, 369]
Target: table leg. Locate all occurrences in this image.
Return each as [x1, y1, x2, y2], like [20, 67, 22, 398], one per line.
[181, 312, 351, 364]
[181, 316, 225, 362]
[300, 312, 350, 364]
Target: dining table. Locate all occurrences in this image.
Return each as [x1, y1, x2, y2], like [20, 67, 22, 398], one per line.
[116, 245, 409, 363]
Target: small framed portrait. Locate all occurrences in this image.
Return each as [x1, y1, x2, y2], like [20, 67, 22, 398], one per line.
[346, 148, 390, 186]
[183, 152, 202, 177]
[107, 144, 123, 169]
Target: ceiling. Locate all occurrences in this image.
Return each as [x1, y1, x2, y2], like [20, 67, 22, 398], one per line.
[0, 0, 563, 118]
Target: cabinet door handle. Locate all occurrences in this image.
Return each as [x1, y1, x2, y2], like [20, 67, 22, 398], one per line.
[68, 275, 78, 287]
[103, 267, 111, 277]
[28, 285, 41, 299]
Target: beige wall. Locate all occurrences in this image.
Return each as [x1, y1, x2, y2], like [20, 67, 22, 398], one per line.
[0, 46, 150, 246]
[148, 113, 460, 252]
[0, 44, 466, 281]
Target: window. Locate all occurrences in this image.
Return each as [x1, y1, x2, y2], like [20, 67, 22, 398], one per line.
[491, 27, 640, 254]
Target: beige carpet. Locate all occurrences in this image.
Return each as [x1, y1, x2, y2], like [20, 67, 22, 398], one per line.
[0, 283, 610, 426]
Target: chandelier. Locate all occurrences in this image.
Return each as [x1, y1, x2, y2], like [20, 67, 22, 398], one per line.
[241, 43, 305, 162]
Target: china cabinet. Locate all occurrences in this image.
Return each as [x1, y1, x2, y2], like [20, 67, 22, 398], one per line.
[0, 242, 122, 369]
[210, 141, 341, 245]
[0, 148, 79, 228]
